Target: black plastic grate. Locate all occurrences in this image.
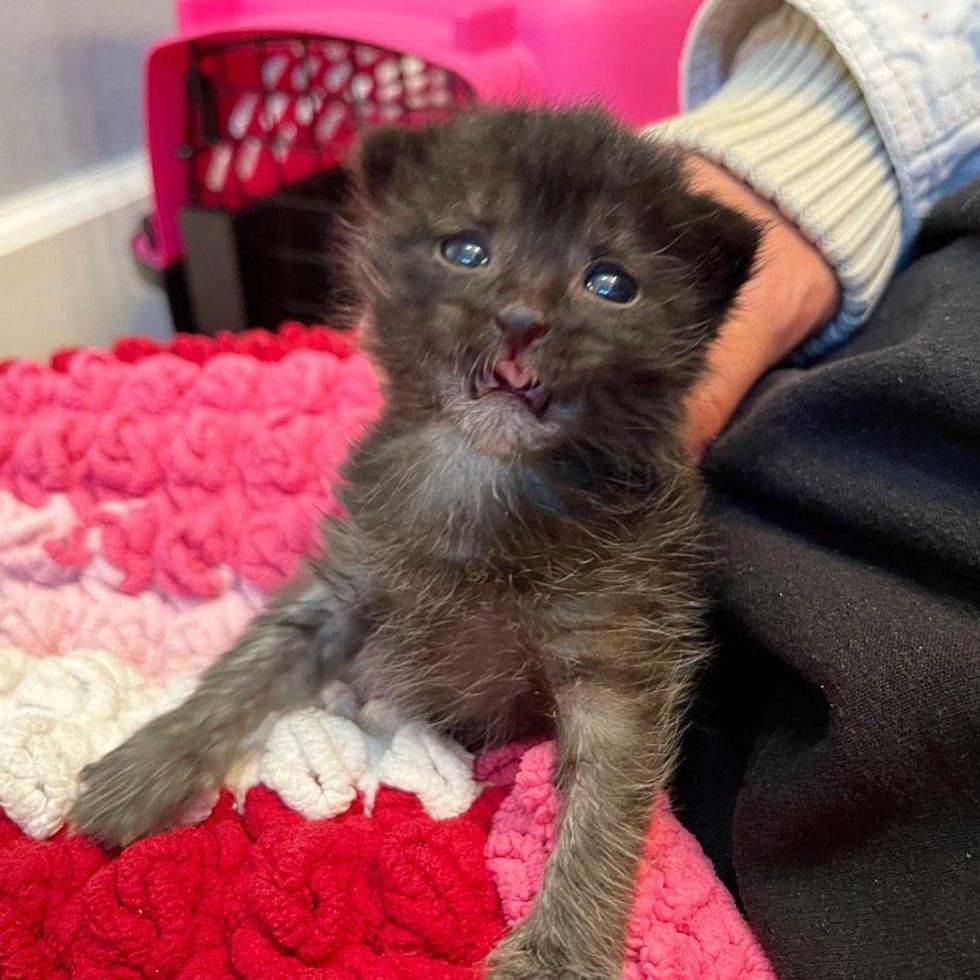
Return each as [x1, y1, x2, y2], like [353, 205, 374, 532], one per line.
[175, 34, 472, 332]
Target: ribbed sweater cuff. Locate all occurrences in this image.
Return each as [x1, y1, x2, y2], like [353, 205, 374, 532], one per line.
[651, 4, 902, 359]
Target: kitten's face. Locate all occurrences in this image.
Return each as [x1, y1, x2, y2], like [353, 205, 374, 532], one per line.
[351, 110, 758, 459]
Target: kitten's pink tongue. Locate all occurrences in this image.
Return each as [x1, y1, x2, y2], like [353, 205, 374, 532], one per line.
[493, 358, 536, 390]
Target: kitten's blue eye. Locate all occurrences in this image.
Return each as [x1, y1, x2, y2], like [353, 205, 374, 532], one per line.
[584, 262, 638, 304]
[441, 235, 490, 268]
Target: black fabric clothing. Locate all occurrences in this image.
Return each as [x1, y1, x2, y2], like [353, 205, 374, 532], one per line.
[677, 180, 980, 979]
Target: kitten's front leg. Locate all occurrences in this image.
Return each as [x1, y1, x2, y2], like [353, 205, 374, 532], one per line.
[71, 564, 371, 847]
[487, 664, 693, 979]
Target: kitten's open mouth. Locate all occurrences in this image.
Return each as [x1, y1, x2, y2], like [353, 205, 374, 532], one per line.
[471, 356, 551, 417]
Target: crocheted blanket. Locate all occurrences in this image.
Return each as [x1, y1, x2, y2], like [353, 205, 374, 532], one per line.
[0, 327, 774, 978]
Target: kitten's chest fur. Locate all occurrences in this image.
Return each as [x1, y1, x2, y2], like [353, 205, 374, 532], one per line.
[334, 421, 703, 747]
[354, 573, 551, 746]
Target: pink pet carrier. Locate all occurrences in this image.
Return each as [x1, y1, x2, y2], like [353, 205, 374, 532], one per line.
[135, 0, 701, 332]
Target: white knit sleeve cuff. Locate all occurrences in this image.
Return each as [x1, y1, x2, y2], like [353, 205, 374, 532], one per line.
[649, 4, 902, 359]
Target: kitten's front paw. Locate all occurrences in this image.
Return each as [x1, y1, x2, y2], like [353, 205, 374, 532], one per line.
[484, 938, 555, 980]
[70, 726, 212, 847]
[486, 930, 617, 980]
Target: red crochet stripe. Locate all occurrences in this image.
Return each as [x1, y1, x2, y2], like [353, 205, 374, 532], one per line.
[0, 786, 509, 979]
[46, 323, 358, 374]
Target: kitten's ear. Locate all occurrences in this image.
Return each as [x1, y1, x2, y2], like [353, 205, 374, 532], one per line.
[332, 126, 433, 327]
[352, 125, 433, 203]
[671, 191, 762, 323]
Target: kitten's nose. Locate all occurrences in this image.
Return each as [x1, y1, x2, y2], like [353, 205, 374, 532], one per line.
[494, 306, 549, 346]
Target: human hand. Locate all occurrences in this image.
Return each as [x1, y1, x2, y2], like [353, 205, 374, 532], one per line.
[682, 156, 840, 459]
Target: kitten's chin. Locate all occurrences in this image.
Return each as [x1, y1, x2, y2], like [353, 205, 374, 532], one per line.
[440, 380, 574, 457]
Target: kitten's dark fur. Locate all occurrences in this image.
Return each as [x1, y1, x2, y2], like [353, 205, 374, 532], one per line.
[71, 108, 759, 978]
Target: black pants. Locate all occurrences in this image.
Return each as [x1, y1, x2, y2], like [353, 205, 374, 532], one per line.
[677, 181, 980, 979]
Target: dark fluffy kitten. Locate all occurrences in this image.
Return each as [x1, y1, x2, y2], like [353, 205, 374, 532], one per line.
[71, 108, 759, 978]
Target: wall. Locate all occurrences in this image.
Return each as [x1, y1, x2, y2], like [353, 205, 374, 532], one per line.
[0, 0, 175, 359]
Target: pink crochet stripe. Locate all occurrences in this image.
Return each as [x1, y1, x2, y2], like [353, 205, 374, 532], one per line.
[0, 572, 261, 677]
[483, 742, 776, 979]
[0, 485, 260, 675]
[0, 331, 382, 599]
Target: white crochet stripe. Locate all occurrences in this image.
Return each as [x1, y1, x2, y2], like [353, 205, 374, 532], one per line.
[0, 647, 481, 840]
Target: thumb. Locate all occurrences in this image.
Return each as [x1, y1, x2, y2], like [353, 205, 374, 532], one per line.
[683, 315, 776, 459]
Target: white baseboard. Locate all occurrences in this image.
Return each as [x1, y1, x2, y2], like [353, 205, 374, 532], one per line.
[0, 154, 151, 258]
[0, 154, 174, 360]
